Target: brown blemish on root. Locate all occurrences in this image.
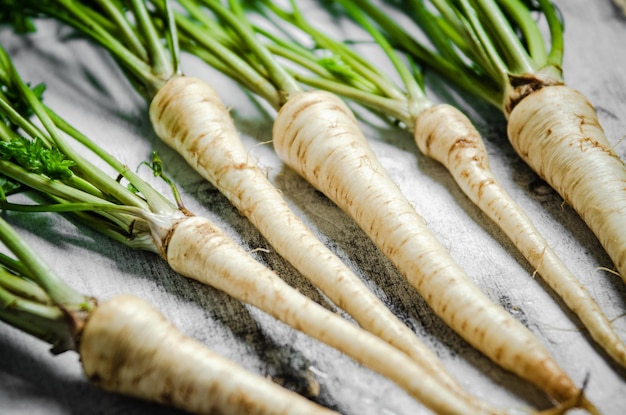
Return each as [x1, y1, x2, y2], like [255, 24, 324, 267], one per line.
[424, 130, 436, 154]
[504, 72, 564, 116]
[448, 136, 476, 159]
[87, 372, 103, 384]
[159, 215, 194, 260]
[154, 84, 176, 120]
[477, 178, 496, 200]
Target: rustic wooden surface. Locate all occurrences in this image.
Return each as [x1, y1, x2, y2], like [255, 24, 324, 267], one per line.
[0, 1, 625, 414]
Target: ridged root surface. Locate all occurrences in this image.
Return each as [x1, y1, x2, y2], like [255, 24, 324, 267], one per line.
[164, 215, 505, 415]
[415, 103, 626, 369]
[272, 90, 579, 403]
[507, 85, 626, 282]
[149, 75, 471, 397]
[80, 294, 336, 415]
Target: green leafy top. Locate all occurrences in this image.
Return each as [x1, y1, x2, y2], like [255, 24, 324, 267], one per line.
[173, 0, 437, 128]
[0, 43, 183, 252]
[0, 55, 96, 349]
[174, 0, 305, 110]
[2, 0, 181, 100]
[352, 0, 565, 112]
[0, 38, 197, 352]
[0, 137, 75, 181]
[0, 213, 94, 353]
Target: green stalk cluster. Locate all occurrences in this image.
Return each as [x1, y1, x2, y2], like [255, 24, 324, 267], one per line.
[0, 213, 90, 353]
[174, 0, 437, 128]
[352, 0, 565, 108]
[0, 42, 186, 347]
[2, 0, 180, 99]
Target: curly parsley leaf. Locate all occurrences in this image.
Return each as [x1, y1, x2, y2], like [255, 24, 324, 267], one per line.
[0, 136, 75, 180]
